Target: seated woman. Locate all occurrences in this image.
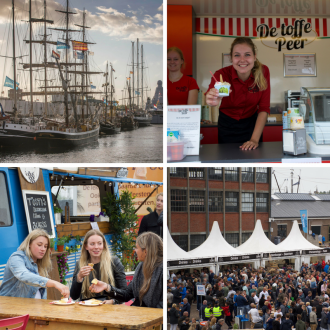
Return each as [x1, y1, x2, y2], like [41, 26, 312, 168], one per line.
[90, 231, 163, 308]
[0, 229, 69, 299]
[70, 229, 127, 302]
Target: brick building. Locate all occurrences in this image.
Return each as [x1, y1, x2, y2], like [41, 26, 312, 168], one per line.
[168, 167, 272, 251]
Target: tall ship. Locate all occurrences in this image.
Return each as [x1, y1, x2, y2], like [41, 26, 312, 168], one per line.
[1, 0, 101, 149]
[99, 62, 120, 135]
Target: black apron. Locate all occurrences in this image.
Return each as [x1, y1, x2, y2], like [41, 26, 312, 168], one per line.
[217, 110, 262, 144]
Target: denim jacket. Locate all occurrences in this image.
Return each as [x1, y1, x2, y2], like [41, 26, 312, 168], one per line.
[0, 250, 49, 299]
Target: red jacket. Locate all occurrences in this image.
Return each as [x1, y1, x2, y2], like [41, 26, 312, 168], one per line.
[222, 306, 231, 317]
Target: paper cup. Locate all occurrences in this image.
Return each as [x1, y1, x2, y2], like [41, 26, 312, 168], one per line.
[214, 82, 231, 97]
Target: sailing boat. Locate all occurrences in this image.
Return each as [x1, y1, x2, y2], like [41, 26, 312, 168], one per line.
[131, 39, 152, 127]
[99, 62, 120, 135]
[0, 0, 47, 148]
[19, 0, 100, 148]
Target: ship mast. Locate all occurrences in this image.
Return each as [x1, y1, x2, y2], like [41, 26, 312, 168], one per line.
[141, 44, 143, 111]
[136, 38, 139, 110]
[12, 0, 17, 112]
[131, 41, 134, 109]
[29, 0, 33, 115]
[43, 0, 47, 115]
[110, 63, 113, 121]
[105, 61, 108, 123]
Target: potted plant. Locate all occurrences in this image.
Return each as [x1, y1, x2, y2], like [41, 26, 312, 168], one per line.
[53, 206, 63, 225]
[56, 235, 71, 252]
[50, 238, 55, 253]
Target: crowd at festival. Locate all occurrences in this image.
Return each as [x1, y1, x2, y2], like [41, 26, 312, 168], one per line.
[167, 259, 330, 330]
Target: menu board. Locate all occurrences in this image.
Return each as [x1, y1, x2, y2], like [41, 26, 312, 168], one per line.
[167, 105, 201, 155]
[284, 53, 316, 77]
[22, 190, 55, 238]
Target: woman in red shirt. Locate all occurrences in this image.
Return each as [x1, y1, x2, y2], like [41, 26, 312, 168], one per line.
[167, 47, 199, 105]
[206, 37, 270, 150]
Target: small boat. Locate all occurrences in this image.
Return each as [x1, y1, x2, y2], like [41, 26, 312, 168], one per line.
[134, 111, 152, 127]
[120, 115, 138, 131]
[100, 121, 120, 135]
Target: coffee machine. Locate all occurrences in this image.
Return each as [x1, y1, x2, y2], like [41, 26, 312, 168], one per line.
[285, 90, 301, 109]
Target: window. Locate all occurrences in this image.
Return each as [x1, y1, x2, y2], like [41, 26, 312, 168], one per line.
[226, 233, 239, 247]
[256, 193, 268, 212]
[51, 185, 101, 216]
[256, 168, 268, 183]
[0, 173, 12, 227]
[208, 167, 223, 180]
[242, 232, 252, 243]
[190, 190, 205, 212]
[190, 234, 206, 250]
[225, 192, 239, 212]
[172, 235, 188, 252]
[241, 167, 254, 182]
[278, 225, 287, 238]
[170, 167, 187, 178]
[225, 168, 238, 181]
[171, 189, 187, 212]
[209, 191, 223, 212]
[242, 193, 254, 212]
[189, 168, 204, 179]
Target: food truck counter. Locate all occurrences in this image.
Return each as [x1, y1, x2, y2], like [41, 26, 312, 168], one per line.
[0, 296, 163, 330]
[168, 142, 330, 163]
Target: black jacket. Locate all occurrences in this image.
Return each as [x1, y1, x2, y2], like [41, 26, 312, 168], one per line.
[169, 307, 180, 324]
[70, 256, 127, 301]
[280, 319, 294, 330]
[172, 288, 182, 304]
[138, 211, 162, 236]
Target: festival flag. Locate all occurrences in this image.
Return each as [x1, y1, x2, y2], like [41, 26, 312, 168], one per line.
[72, 40, 88, 51]
[153, 104, 157, 109]
[56, 40, 70, 49]
[112, 68, 115, 72]
[135, 91, 140, 95]
[4, 76, 19, 89]
[91, 85, 96, 89]
[51, 50, 60, 60]
[73, 50, 84, 60]
[130, 71, 133, 74]
[127, 77, 131, 80]
[88, 51, 94, 56]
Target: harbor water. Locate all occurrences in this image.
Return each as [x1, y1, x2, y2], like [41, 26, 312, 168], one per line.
[0, 125, 162, 163]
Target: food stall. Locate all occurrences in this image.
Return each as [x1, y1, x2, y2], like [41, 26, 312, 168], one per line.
[167, 0, 330, 163]
[0, 167, 163, 327]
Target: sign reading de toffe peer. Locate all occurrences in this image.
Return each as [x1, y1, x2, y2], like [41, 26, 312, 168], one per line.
[22, 190, 55, 238]
[257, 19, 318, 52]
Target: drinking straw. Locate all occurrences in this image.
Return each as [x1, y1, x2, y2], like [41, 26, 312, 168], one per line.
[209, 71, 218, 83]
[220, 74, 223, 83]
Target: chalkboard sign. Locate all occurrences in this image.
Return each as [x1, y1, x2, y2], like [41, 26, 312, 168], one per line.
[22, 190, 55, 238]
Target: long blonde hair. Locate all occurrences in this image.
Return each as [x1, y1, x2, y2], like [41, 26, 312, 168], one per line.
[79, 229, 115, 299]
[137, 232, 163, 304]
[230, 37, 267, 91]
[18, 229, 52, 277]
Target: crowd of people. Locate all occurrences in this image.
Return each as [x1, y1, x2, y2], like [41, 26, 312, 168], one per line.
[167, 260, 330, 330]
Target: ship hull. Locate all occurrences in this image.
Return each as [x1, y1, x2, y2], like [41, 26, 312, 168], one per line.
[134, 117, 152, 127]
[36, 127, 99, 148]
[120, 117, 138, 131]
[150, 114, 163, 125]
[0, 122, 36, 148]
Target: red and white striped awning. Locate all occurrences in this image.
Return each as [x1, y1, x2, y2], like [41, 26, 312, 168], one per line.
[196, 17, 330, 38]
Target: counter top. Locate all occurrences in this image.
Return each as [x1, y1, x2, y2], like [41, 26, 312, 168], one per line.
[168, 142, 330, 163]
[201, 122, 283, 128]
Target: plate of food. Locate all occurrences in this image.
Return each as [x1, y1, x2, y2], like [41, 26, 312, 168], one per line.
[79, 299, 103, 306]
[51, 297, 75, 305]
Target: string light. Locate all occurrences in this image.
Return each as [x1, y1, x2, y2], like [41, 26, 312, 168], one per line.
[109, 182, 112, 186]
[91, 179, 94, 184]
[71, 177, 74, 181]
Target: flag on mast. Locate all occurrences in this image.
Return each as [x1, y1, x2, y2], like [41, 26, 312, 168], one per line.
[4, 76, 19, 89]
[56, 40, 70, 49]
[73, 50, 84, 59]
[72, 41, 88, 51]
[51, 50, 60, 60]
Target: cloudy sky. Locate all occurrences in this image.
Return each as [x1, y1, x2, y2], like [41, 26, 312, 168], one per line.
[0, 0, 163, 105]
[272, 167, 330, 194]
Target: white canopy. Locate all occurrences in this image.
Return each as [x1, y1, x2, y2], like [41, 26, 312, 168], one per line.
[188, 221, 243, 258]
[277, 220, 321, 251]
[236, 219, 282, 253]
[167, 228, 194, 261]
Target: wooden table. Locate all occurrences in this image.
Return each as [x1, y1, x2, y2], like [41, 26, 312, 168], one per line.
[0, 297, 163, 330]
